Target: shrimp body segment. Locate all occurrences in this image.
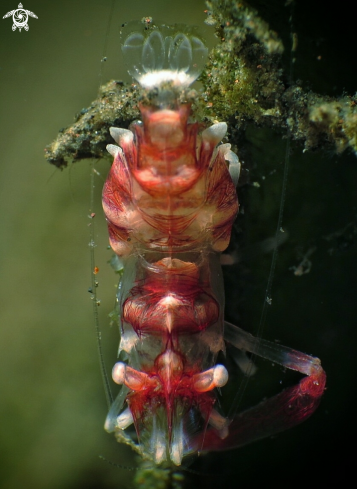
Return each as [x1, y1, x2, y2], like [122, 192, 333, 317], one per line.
[102, 28, 325, 465]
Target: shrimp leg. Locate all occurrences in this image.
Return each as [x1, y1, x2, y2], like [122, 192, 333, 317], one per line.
[196, 322, 325, 452]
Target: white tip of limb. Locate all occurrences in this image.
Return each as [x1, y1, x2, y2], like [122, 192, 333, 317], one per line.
[116, 407, 134, 430]
[150, 424, 167, 464]
[208, 408, 227, 430]
[104, 415, 115, 433]
[112, 362, 154, 390]
[112, 362, 126, 384]
[225, 150, 241, 187]
[208, 408, 229, 439]
[154, 439, 167, 465]
[193, 364, 229, 392]
[218, 142, 240, 186]
[170, 439, 184, 466]
[118, 327, 139, 354]
[109, 127, 134, 146]
[231, 349, 257, 376]
[170, 419, 184, 465]
[106, 144, 122, 158]
[213, 364, 229, 387]
[202, 122, 227, 146]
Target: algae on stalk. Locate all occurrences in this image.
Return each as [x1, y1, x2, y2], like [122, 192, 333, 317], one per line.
[45, 0, 357, 166]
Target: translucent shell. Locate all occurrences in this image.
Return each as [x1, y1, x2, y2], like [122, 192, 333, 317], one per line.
[102, 25, 324, 467]
[102, 27, 240, 465]
[122, 28, 208, 88]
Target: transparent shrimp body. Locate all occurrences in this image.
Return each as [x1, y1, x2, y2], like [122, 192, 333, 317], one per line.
[121, 28, 209, 88]
[103, 27, 325, 466]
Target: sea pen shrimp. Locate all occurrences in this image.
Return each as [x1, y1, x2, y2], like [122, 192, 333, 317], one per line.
[101, 24, 325, 466]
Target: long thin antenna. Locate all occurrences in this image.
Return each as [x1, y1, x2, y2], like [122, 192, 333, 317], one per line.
[98, 0, 116, 95]
[256, 0, 295, 339]
[89, 162, 113, 408]
[228, 1, 295, 420]
[88, 0, 117, 410]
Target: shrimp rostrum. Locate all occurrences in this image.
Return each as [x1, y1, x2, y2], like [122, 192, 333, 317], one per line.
[102, 26, 325, 465]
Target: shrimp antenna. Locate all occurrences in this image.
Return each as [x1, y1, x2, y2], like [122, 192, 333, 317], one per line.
[227, 0, 296, 421]
[89, 161, 113, 408]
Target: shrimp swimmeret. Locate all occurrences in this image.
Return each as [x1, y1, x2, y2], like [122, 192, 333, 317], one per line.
[102, 26, 325, 466]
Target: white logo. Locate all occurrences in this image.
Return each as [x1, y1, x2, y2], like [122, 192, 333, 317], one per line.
[2, 3, 38, 32]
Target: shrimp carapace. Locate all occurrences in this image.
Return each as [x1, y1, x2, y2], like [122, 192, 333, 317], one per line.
[103, 25, 325, 466]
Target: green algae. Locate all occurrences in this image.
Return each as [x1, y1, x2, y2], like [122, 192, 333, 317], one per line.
[45, 0, 357, 166]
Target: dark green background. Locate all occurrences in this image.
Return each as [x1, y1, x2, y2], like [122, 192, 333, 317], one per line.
[0, 1, 356, 488]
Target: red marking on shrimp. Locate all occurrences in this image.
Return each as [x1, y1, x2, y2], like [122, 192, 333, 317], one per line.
[102, 26, 325, 465]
